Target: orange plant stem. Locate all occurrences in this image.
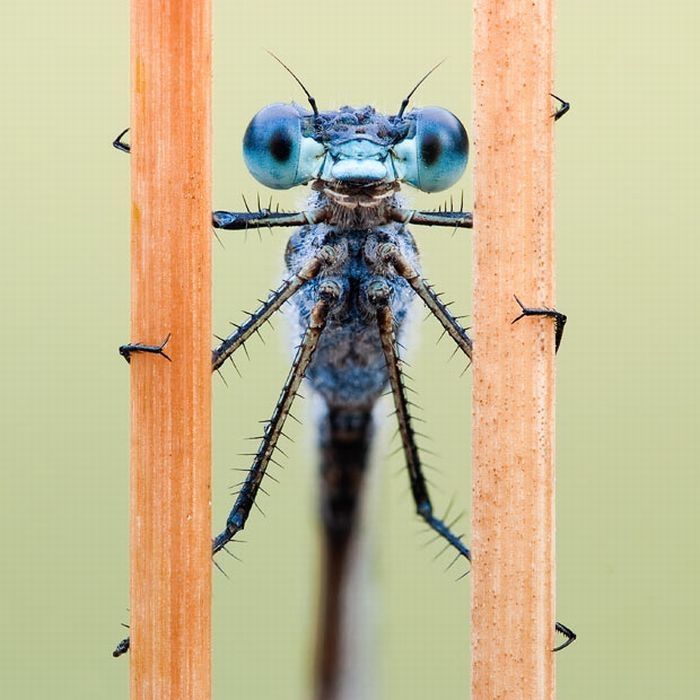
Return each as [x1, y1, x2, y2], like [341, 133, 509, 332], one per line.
[129, 1, 211, 697]
[471, 0, 556, 697]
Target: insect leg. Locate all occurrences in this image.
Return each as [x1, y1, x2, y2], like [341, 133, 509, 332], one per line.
[114, 254, 336, 656]
[112, 129, 322, 232]
[212, 282, 339, 554]
[113, 127, 131, 153]
[370, 281, 471, 563]
[372, 283, 576, 652]
[212, 253, 326, 371]
[119, 333, 172, 364]
[112, 637, 130, 657]
[551, 93, 571, 121]
[212, 209, 322, 231]
[113, 283, 335, 658]
[379, 243, 473, 361]
[553, 621, 576, 652]
[389, 208, 473, 229]
[511, 295, 567, 352]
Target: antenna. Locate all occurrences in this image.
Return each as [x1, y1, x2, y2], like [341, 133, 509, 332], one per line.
[266, 50, 319, 116]
[396, 58, 446, 118]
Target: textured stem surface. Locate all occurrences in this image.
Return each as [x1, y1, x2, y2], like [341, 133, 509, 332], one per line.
[129, 1, 211, 697]
[471, 0, 556, 697]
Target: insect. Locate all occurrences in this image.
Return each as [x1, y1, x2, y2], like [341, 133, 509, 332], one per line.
[113, 60, 575, 694]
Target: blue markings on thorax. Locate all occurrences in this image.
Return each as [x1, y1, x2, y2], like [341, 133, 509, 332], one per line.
[285, 220, 419, 411]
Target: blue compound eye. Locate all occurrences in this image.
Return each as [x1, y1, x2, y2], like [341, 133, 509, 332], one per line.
[242, 103, 325, 189]
[392, 107, 468, 193]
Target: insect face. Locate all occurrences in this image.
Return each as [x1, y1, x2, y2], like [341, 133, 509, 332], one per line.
[242, 103, 468, 194]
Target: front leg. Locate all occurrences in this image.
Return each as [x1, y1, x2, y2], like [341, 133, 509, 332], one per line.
[387, 95, 568, 229]
[390, 190, 473, 229]
[113, 129, 324, 234]
[212, 209, 322, 231]
[390, 208, 473, 229]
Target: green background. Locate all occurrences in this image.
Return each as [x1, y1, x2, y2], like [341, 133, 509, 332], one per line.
[2, 1, 698, 697]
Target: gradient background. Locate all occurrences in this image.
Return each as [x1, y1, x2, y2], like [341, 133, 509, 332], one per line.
[2, 1, 698, 697]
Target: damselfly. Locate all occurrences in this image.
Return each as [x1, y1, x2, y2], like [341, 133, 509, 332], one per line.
[113, 60, 574, 698]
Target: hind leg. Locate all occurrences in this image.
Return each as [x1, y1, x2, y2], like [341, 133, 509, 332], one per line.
[371, 279, 576, 652]
[370, 281, 471, 563]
